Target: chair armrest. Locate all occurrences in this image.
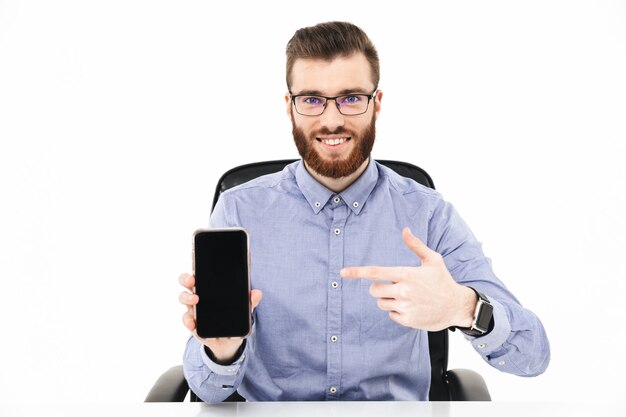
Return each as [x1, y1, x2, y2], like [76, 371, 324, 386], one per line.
[145, 365, 189, 402]
[447, 368, 491, 401]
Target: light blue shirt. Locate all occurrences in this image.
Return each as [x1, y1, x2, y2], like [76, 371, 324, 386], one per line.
[183, 159, 550, 402]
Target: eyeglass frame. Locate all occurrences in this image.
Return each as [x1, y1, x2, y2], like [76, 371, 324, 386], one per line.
[289, 89, 379, 116]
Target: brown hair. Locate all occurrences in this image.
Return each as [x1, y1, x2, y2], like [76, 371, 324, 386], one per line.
[285, 21, 380, 90]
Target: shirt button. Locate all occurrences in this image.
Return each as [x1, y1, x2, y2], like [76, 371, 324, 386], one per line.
[477, 343, 486, 349]
[314, 202, 321, 208]
[353, 201, 359, 208]
[331, 281, 339, 289]
[334, 228, 341, 235]
[498, 360, 506, 366]
[330, 335, 338, 342]
[329, 387, 337, 394]
[333, 196, 341, 203]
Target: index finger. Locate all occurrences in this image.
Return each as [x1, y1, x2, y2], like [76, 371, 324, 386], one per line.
[340, 266, 408, 283]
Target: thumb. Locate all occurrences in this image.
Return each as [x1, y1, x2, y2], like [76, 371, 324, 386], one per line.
[250, 289, 263, 311]
[402, 227, 441, 265]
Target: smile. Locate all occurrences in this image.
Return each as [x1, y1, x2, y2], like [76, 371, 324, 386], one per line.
[316, 137, 351, 146]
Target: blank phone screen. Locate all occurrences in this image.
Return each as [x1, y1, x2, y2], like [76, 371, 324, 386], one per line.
[194, 229, 250, 338]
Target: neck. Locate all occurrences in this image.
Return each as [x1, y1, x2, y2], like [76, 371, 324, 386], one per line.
[304, 158, 370, 193]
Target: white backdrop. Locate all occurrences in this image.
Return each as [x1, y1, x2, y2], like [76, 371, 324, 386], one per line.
[1, 0, 625, 403]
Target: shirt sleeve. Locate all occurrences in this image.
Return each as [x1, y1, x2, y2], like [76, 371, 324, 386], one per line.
[182, 336, 249, 403]
[427, 196, 551, 377]
[209, 193, 233, 228]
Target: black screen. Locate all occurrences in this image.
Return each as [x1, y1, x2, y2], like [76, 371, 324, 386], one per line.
[194, 229, 250, 338]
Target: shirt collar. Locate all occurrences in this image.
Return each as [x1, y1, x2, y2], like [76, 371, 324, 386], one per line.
[295, 159, 379, 215]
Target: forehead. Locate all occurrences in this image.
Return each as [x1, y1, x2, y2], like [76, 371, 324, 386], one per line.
[290, 52, 374, 95]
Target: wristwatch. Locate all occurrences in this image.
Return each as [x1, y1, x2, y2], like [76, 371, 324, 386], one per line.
[455, 288, 494, 337]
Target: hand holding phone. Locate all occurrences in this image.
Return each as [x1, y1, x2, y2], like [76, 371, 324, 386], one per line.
[179, 227, 262, 363]
[179, 273, 262, 363]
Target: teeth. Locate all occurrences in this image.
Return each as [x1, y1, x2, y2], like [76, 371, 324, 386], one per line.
[322, 138, 347, 146]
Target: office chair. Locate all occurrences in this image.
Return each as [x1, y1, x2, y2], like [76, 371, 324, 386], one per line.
[145, 159, 491, 402]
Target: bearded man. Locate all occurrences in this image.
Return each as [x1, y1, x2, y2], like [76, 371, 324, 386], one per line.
[179, 21, 550, 402]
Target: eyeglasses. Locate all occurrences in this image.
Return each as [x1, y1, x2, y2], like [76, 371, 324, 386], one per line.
[290, 90, 378, 116]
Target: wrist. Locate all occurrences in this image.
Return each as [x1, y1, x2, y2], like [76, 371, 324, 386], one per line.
[204, 340, 246, 365]
[453, 285, 478, 328]
[453, 287, 495, 337]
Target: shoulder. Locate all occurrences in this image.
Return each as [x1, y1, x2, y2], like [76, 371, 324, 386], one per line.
[218, 160, 300, 201]
[372, 160, 448, 221]
[374, 160, 440, 199]
[211, 161, 301, 227]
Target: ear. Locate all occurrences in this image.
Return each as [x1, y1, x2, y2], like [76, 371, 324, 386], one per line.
[373, 89, 383, 119]
[285, 93, 292, 118]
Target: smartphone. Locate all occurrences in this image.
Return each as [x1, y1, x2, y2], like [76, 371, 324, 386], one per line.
[192, 228, 251, 339]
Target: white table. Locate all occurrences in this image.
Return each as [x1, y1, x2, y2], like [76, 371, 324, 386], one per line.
[0, 402, 623, 417]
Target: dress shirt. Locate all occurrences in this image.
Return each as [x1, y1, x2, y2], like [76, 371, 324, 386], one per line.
[183, 159, 550, 402]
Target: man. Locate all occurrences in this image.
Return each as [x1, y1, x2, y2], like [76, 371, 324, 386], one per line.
[179, 21, 550, 402]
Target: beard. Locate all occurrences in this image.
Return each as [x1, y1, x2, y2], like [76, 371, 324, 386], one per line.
[291, 112, 376, 179]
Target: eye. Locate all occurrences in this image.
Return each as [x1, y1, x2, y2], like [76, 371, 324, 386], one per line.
[338, 95, 362, 105]
[302, 96, 324, 105]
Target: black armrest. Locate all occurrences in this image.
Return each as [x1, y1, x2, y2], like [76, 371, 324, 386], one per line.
[145, 365, 189, 402]
[446, 368, 491, 401]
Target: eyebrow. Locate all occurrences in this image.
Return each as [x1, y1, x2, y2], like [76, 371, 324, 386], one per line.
[292, 88, 372, 96]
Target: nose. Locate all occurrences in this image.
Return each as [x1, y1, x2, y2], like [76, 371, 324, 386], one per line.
[319, 99, 345, 131]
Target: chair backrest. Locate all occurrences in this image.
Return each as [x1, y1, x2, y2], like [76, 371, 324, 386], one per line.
[211, 159, 450, 401]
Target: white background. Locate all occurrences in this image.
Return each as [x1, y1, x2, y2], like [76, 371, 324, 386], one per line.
[1, 0, 625, 404]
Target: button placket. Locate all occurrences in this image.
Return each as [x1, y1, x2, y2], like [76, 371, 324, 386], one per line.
[325, 204, 347, 400]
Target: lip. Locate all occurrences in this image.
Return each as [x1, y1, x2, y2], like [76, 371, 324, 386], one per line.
[317, 134, 351, 140]
[316, 136, 352, 151]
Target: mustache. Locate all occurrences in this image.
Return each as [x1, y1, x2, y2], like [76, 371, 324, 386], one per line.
[315, 127, 355, 136]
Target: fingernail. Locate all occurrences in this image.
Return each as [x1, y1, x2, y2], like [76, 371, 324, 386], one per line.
[340, 269, 348, 277]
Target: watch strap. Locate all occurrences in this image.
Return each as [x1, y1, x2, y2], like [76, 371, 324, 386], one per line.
[453, 287, 494, 337]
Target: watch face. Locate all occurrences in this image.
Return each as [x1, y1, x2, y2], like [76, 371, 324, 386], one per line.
[476, 301, 494, 331]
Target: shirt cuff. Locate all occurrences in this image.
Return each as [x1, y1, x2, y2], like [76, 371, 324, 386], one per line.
[200, 343, 247, 376]
[467, 297, 511, 352]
